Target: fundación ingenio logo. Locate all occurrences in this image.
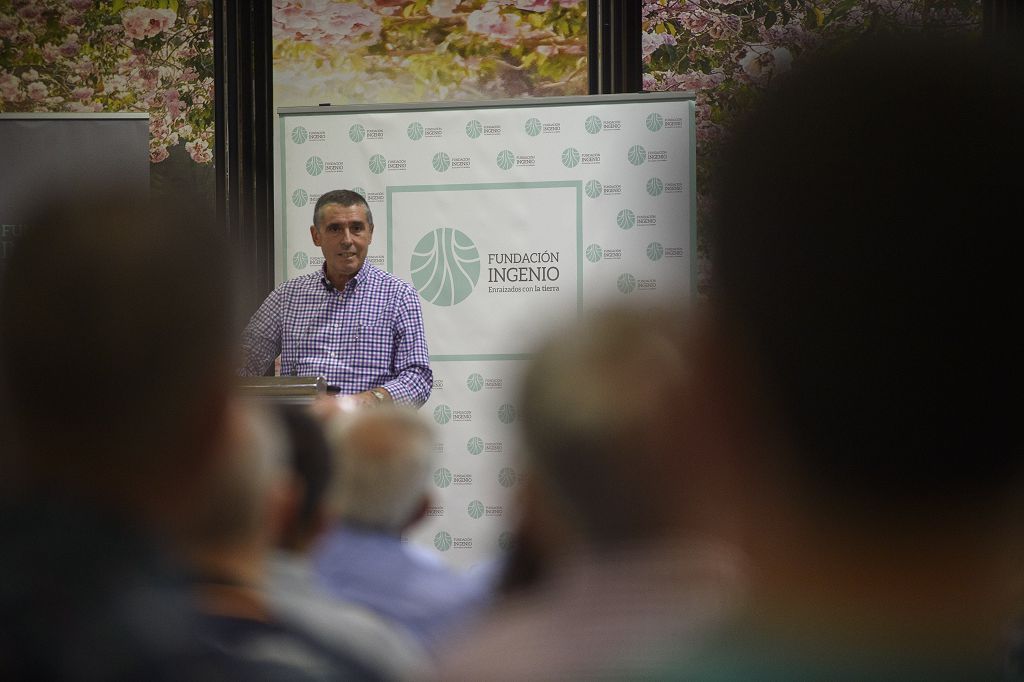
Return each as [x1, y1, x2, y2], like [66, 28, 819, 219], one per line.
[410, 228, 481, 306]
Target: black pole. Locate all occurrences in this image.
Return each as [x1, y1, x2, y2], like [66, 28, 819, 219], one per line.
[214, 0, 275, 316]
[589, 0, 642, 94]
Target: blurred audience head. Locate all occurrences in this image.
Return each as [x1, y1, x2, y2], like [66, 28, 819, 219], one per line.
[322, 406, 434, 534]
[520, 306, 690, 550]
[276, 405, 333, 552]
[181, 403, 291, 562]
[0, 190, 239, 514]
[708, 36, 1023, 523]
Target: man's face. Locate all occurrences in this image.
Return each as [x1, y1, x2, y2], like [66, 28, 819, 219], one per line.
[311, 202, 373, 285]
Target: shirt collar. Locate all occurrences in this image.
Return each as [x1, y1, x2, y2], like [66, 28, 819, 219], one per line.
[319, 261, 375, 291]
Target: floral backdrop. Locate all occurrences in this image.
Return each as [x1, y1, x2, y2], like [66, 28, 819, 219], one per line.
[0, 0, 215, 203]
[642, 0, 982, 290]
[273, 0, 588, 108]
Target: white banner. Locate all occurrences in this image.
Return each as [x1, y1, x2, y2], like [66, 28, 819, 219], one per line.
[279, 94, 695, 569]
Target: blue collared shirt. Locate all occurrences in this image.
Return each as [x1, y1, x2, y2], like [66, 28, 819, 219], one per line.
[240, 262, 432, 406]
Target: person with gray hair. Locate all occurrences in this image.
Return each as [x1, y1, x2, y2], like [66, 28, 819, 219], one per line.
[312, 407, 489, 651]
[439, 306, 743, 680]
[180, 403, 378, 680]
[265, 405, 432, 680]
[239, 189, 432, 408]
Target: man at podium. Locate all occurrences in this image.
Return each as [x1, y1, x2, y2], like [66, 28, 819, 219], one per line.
[240, 189, 432, 408]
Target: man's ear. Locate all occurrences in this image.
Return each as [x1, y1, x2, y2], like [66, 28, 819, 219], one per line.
[310, 224, 321, 247]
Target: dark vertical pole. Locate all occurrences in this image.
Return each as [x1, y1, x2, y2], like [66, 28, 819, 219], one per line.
[983, 0, 1024, 45]
[588, 0, 643, 94]
[214, 0, 275, 317]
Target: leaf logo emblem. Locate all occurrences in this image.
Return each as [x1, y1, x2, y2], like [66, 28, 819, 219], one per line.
[617, 273, 637, 294]
[411, 228, 481, 306]
[433, 467, 453, 488]
[561, 147, 580, 168]
[498, 467, 518, 488]
[432, 152, 451, 172]
[628, 144, 647, 166]
[497, 403, 517, 424]
[305, 156, 324, 176]
[434, 531, 452, 551]
[433, 404, 453, 424]
[496, 149, 515, 170]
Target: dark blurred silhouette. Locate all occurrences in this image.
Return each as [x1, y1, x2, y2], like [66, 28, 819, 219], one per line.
[0, 192, 240, 679]
[440, 307, 744, 680]
[178, 404, 378, 680]
[652, 37, 1024, 679]
[267, 405, 431, 679]
[311, 407, 489, 653]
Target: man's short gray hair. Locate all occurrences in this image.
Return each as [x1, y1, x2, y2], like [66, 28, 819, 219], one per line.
[323, 407, 435, 533]
[313, 189, 373, 229]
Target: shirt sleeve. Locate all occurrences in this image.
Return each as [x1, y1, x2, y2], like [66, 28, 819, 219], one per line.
[239, 286, 283, 377]
[383, 285, 433, 407]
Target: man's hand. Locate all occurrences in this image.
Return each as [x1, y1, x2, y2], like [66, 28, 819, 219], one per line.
[350, 387, 392, 409]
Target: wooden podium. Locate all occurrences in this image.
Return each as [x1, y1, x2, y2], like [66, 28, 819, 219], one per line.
[236, 376, 327, 404]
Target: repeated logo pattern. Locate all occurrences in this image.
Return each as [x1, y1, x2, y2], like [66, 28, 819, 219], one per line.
[434, 531, 452, 551]
[433, 467, 453, 488]
[305, 156, 324, 176]
[617, 272, 637, 294]
[497, 403, 517, 424]
[628, 144, 647, 166]
[496, 149, 515, 170]
[498, 467, 517, 488]
[433, 403, 453, 424]
[561, 147, 580, 168]
[616, 208, 635, 230]
[432, 152, 451, 172]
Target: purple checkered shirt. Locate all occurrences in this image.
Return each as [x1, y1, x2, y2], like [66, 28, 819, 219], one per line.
[240, 261, 432, 407]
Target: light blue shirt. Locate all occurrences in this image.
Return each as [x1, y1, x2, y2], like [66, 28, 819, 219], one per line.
[311, 526, 489, 650]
